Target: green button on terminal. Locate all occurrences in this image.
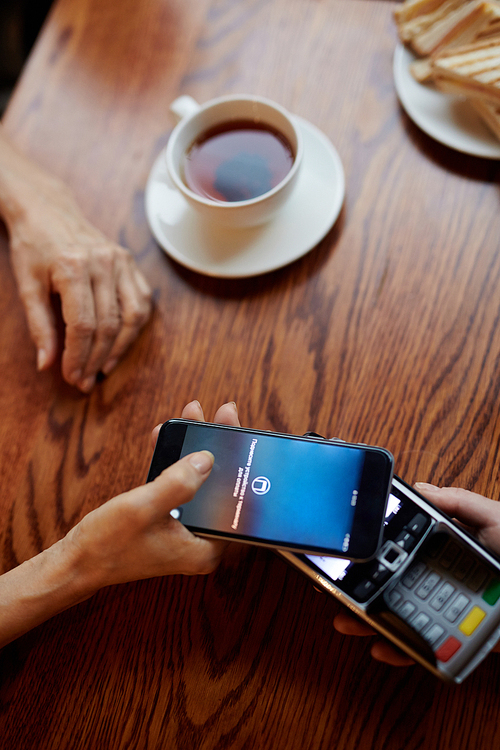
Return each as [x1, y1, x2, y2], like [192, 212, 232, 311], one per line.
[483, 578, 500, 606]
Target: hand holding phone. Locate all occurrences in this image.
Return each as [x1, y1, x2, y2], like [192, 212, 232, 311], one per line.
[67, 400, 241, 586]
[334, 484, 500, 666]
[0, 400, 243, 650]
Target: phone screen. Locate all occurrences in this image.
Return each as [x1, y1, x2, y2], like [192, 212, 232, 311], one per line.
[148, 420, 393, 558]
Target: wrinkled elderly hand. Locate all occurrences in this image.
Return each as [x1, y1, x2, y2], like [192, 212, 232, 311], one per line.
[0, 126, 152, 392]
[334, 484, 500, 665]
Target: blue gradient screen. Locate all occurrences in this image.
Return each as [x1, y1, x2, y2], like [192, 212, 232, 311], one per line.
[174, 424, 366, 553]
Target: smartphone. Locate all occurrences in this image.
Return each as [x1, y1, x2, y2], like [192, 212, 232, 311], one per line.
[147, 420, 394, 559]
[280, 473, 500, 682]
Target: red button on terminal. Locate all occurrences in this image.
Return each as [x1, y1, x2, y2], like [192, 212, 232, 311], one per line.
[435, 636, 462, 662]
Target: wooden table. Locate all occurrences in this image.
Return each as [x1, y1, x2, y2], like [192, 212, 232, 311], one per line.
[1, 0, 500, 747]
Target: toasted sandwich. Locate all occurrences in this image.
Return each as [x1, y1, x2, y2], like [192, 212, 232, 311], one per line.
[407, 3, 500, 81]
[396, 0, 500, 57]
[431, 37, 500, 103]
[394, 0, 452, 30]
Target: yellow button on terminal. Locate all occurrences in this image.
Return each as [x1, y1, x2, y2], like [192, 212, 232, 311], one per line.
[459, 606, 486, 636]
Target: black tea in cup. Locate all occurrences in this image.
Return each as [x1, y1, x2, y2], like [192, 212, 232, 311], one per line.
[183, 120, 295, 203]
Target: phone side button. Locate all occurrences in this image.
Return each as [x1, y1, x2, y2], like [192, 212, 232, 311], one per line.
[435, 636, 462, 663]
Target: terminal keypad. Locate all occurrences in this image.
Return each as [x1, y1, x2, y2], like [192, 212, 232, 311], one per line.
[384, 534, 500, 663]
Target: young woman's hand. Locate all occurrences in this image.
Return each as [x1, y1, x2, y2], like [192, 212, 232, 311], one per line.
[66, 401, 241, 587]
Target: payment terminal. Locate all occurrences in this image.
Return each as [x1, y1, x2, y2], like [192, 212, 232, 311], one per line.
[280, 471, 500, 683]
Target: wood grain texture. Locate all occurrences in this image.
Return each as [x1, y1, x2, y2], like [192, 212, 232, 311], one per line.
[1, 0, 500, 747]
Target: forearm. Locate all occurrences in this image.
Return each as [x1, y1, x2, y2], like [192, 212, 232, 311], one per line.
[0, 124, 70, 234]
[0, 536, 99, 649]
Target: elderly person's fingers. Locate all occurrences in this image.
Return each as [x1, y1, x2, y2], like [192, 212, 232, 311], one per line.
[100, 252, 152, 376]
[12, 264, 58, 371]
[54, 254, 97, 391]
[57, 245, 152, 392]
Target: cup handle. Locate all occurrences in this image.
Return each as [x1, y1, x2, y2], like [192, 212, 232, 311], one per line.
[170, 96, 200, 123]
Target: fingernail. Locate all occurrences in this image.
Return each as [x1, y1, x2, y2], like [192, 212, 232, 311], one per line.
[229, 401, 238, 412]
[415, 482, 439, 491]
[102, 358, 118, 375]
[70, 369, 82, 384]
[79, 375, 96, 393]
[37, 349, 48, 371]
[188, 450, 214, 475]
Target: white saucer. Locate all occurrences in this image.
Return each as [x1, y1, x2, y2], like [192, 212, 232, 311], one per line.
[145, 116, 345, 278]
[393, 43, 500, 160]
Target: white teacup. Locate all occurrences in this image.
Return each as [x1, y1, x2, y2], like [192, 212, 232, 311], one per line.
[165, 94, 303, 228]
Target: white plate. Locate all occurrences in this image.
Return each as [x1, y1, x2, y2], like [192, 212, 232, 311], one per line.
[393, 43, 500, 159]
[145, 116, 345, 278]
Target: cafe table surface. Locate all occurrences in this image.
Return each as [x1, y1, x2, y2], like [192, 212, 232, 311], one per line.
[1, 0, 500, 747]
